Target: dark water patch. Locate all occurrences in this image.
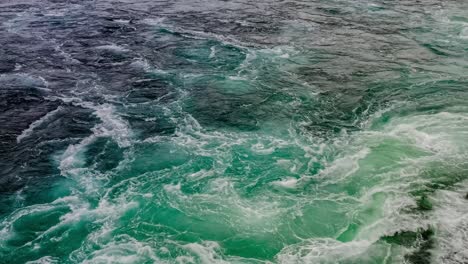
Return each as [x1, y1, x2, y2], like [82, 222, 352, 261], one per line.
[7, 205, 71, 247]
[417, 194, 433, 211]
[84, 138, 124, 173]
[382, 228, 434, 264]
[420, 168, 468, 194]
[185, 96, 261, 131]
[408, 167, 468, 214]
[0, 54, 16, 74]
[406, 229, 435, 264]
[382, 228, 432, 247]
[126, 78, 175, 103]
[0, 97, 96, 196]
[125, 115, 176, 139]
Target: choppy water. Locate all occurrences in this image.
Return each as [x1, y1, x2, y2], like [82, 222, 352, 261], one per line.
[1, 0, 468, 263]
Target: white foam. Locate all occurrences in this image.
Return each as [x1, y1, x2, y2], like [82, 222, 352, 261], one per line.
[164, 183, 182, 193]
[317, 147, 370, 183]
[260, 46, 296, 58]
[143, 193, 154, 198]
[432, 183, 468, 264]
[183, 241, 228, 264]
[141, 18, 255, 50]
[56, 102, 132, 202]
[0, 73, 50, 91]
[59, 135, 95, 178]
[129, 59, 152, 71]
[23, 197, 140, 255]
[209, 46, 216, 59]
[25, 256, 60, 264]
[272, 177, 298, 189]
[0, 203, 63, 245]
[3, 10, 33, 33]
[189, 169, 215, 180]
[17, 106, 63, 143]
[92, 104, 132, 148]
[388, 123, 451, 154]
[130, 59, 167, 75]
[228, 75, 247, 81]
[141, 17, 166, 26]
[96, 44, 129, 53]
[81, 237, 160, 264]
[24, 98, 464, 264]
[175, 256, 195, 264]
[276, 239, 373, 263]
[356, 190, 425, 242]
[251, 142, 276, 155]
[460, 26, 468, 39]
[113, 19, 130, 24]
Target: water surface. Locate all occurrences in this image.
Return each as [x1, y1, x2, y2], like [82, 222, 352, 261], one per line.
[1, 0, 468, 263]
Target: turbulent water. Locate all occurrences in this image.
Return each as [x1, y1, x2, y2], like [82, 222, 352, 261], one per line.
[1, 0, 468, 263]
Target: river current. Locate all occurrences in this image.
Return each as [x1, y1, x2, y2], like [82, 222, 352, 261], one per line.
[1, 0, 468, 263]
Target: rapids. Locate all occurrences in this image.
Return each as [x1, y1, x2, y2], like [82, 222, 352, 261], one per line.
[1, 0, 468, 263]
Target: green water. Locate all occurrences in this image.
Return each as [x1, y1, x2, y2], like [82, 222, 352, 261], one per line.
[1, 0, 468, 263]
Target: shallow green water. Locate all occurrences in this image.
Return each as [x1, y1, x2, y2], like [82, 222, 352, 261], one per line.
[1, 0, 468, 263]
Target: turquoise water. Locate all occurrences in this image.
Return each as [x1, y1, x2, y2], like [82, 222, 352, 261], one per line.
[1, 0, 468, 263]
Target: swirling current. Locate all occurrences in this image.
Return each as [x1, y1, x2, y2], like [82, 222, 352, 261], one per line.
[1, 0, 468, 263]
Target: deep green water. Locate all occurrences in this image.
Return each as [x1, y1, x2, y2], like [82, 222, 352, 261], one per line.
[1, 0, 468, 263]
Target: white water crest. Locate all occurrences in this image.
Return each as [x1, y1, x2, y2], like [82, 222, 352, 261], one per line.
[17, 106, 63, 143]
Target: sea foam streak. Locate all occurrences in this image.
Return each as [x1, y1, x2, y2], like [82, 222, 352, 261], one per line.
[17, 106, 63, 143]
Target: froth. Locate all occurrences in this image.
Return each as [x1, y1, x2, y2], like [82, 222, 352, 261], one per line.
[432, 183, 468, 263]
[17, 106, 63, 143]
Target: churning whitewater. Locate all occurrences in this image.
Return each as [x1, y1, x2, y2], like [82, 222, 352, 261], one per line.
[1, 0, 468, 263]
